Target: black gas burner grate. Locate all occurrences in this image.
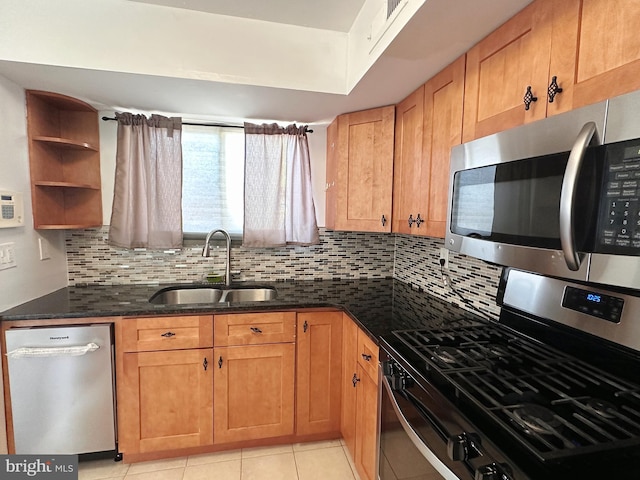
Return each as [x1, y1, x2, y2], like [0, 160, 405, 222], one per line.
[393, 323, 640, 462]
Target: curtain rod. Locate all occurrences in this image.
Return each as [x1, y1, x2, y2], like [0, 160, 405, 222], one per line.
[101, 116, 313, 133]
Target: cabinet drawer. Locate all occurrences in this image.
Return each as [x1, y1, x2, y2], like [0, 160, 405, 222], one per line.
[214, 312, 296, 346]
[121, 316, 214, 352]
[357, 329, 379, 382]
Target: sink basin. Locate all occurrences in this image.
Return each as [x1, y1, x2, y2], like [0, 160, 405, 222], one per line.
[149, 285, 277, 305]
[222, 288, 277, 303]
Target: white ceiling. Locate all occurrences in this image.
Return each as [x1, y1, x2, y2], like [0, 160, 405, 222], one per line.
[0, 0, 533, 126]
[129, 0, 366, 32]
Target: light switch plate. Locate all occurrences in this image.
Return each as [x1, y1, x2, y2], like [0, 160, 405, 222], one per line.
[39, 237, 51, 260]
[0, 242, 16, 270]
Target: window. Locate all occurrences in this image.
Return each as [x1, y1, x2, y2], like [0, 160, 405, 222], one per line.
[181, 125, 245, 237]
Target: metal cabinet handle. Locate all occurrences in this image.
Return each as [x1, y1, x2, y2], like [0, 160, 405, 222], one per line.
[523, 86, 538, 110]
[547, 76, 563, 103]
[303, 321, 308, 333]
[250, 327, 263, 334]
[218, 356, 223, 369]
[560, 121, 598, 271]
[415, 214, 424, 228]
[352, 373, 360, 387]
[408, 215, 415, 228]
[361, 353, 372, 362]
[161, 332, 176, 338]
[203, 357, 208, 371]
[381, 214, 387, 226]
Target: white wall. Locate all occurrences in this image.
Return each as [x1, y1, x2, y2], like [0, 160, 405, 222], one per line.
[0, 74, 68, 312]
[99, 115, 328, 227]
[0, 0, 348, 95]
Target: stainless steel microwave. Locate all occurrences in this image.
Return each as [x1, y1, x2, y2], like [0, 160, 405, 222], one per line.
[446, 90, 640, 290]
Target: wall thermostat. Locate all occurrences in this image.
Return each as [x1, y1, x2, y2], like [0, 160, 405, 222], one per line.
[0, 191, 25, 228]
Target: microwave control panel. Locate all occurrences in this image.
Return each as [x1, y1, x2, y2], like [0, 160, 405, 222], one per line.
[0, 191, 24, 228]
[596, 139, 640, 254]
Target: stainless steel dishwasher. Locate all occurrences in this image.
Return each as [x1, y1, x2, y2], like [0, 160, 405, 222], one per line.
[5, 324, 116, 455]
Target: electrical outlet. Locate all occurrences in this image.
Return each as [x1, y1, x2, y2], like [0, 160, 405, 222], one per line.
[439, 247, 449, 269]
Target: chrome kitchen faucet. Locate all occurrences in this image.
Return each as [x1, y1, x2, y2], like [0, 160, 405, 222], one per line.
[202, 228, 232, 287]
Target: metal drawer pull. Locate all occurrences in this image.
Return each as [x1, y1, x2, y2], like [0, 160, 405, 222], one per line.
[250, 327, 263, 334]
[203, 357, 208, 371]
[361, 353, 372, 362]
[381, 214, 387, 226]
[218, 356, 223, 369]
[303, 321, 308, 333]
[352, 373, 360, 387]
[161, 332, 176, 338]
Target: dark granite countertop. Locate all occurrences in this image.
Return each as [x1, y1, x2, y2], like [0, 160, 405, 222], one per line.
[0, 278, 482, 342]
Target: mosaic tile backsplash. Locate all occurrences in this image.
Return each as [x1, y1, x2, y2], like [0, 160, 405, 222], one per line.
[65, 227, 502, 318]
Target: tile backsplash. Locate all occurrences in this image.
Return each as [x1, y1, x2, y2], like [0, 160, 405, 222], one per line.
[66, 227, 501, 318]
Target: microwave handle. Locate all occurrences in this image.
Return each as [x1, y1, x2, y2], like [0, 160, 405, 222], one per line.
[559, 121, 597, 271]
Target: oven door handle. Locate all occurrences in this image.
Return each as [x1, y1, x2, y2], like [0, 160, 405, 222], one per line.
[560, 121, 598, 271]
[382, 375, 461, 480]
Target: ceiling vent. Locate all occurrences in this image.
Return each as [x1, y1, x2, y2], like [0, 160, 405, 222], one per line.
[369, 0, 409, 52]
[387, 0, 402, 19]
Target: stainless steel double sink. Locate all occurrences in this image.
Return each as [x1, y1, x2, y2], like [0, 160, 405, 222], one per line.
[149, 285, 277, 305]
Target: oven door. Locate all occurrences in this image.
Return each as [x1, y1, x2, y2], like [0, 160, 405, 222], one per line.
[379, 363, 471, 480]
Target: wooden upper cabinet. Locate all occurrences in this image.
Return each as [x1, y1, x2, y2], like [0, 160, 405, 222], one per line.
[392, 85, 424, 235]
[548, 0, 640, 114]
[464, 0, 640, 142]
[26, 90, 103, 229]
[392, 56, 465, 238]
[462, 0, 554, 141]
[328, 106, 395, 232]
[421, 55, 466, 238]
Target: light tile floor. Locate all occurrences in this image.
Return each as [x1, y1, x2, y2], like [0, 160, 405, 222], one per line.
[78, 440, 360, 480]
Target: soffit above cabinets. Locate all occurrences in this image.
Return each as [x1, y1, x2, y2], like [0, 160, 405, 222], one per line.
[0, 0, 532, 125]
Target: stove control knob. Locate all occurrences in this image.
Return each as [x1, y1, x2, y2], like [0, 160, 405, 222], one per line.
[474, 462, 513, 480]
[447, 432, 481, 461]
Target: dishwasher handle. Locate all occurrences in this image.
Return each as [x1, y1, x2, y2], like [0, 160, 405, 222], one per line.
[6, 342, 100, 358]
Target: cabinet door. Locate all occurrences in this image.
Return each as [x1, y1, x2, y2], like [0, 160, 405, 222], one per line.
[340, 314, 358, 456]
[214, 343, 295, 443]
[296, 311, 343, 436]
[462, 0, 554, 141]
[325, 117, 338, 230]
[334, 106, 395, 232]
[354, 364, 379, 480]
[420, 55, 465, 238]
[392, 85, 424, 235]
[548, 0, 640, 115]
[119, 348, 213, 454]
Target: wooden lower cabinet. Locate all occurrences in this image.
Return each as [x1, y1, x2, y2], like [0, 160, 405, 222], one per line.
[296, 311, 343, 436]
[354, 364, 379, 480]
[341, 315, 380, 480]
[214, 343, 295, 444]
[119, 348, 214, 454]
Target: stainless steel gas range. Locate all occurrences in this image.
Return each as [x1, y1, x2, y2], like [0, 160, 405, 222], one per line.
[379, 268, 640, 480]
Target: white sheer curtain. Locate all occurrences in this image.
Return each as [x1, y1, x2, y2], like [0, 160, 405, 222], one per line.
[243, 123, 319, 247]
[108, 113, 183, 248]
